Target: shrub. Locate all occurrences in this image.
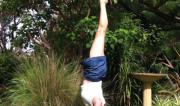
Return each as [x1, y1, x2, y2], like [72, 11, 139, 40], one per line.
[0, 52, 20, 86]
[7, 56, 83, 106]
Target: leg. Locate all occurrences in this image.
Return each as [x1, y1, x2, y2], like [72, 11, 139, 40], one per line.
[83, 0, 108, 84]
[90, 0, 108, 57]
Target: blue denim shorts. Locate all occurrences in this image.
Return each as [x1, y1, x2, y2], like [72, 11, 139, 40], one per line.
[81, 56, 107, 82]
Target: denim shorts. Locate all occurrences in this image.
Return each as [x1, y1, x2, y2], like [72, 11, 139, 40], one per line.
[81, 56, 107, 82]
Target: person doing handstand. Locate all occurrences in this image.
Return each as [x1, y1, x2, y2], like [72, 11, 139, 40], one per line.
[81, 0, 108, 106]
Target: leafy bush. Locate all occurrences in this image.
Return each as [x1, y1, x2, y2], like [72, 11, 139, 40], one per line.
[0, 52, 20, 86]
[104, 13, 171, 105]
[7, 55, 83, 106]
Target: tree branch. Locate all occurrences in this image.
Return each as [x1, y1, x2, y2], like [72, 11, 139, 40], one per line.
[139, 1, 180, 23]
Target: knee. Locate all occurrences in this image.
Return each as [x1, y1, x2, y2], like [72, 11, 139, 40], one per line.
[92, 97, 103, 106]
[97, 26, 107, 33]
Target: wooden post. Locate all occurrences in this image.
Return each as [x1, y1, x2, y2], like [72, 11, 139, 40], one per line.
[143, 82, 152, 106]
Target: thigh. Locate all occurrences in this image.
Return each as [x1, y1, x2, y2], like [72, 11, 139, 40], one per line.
[90, 31, 106, 57]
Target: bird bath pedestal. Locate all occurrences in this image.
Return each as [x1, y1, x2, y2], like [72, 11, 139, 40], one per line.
[131, 73, 167, 106]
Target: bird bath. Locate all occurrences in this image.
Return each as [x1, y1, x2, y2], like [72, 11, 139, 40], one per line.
[131, 73, 167, 106]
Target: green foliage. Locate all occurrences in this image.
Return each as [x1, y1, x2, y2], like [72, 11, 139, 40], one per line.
[7, 56, 83, 106]
[153, 93, 180, 106]
[160, 0, 180, 15]
[103, 14, 141, 105]
[107, 59, 142, 106]
[0, 0, 23, 12]
[67, 16, 98, 49]
[105, 13, 172, 105]
[107, 13, 168, 73]
[0, 52, 20, 85]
